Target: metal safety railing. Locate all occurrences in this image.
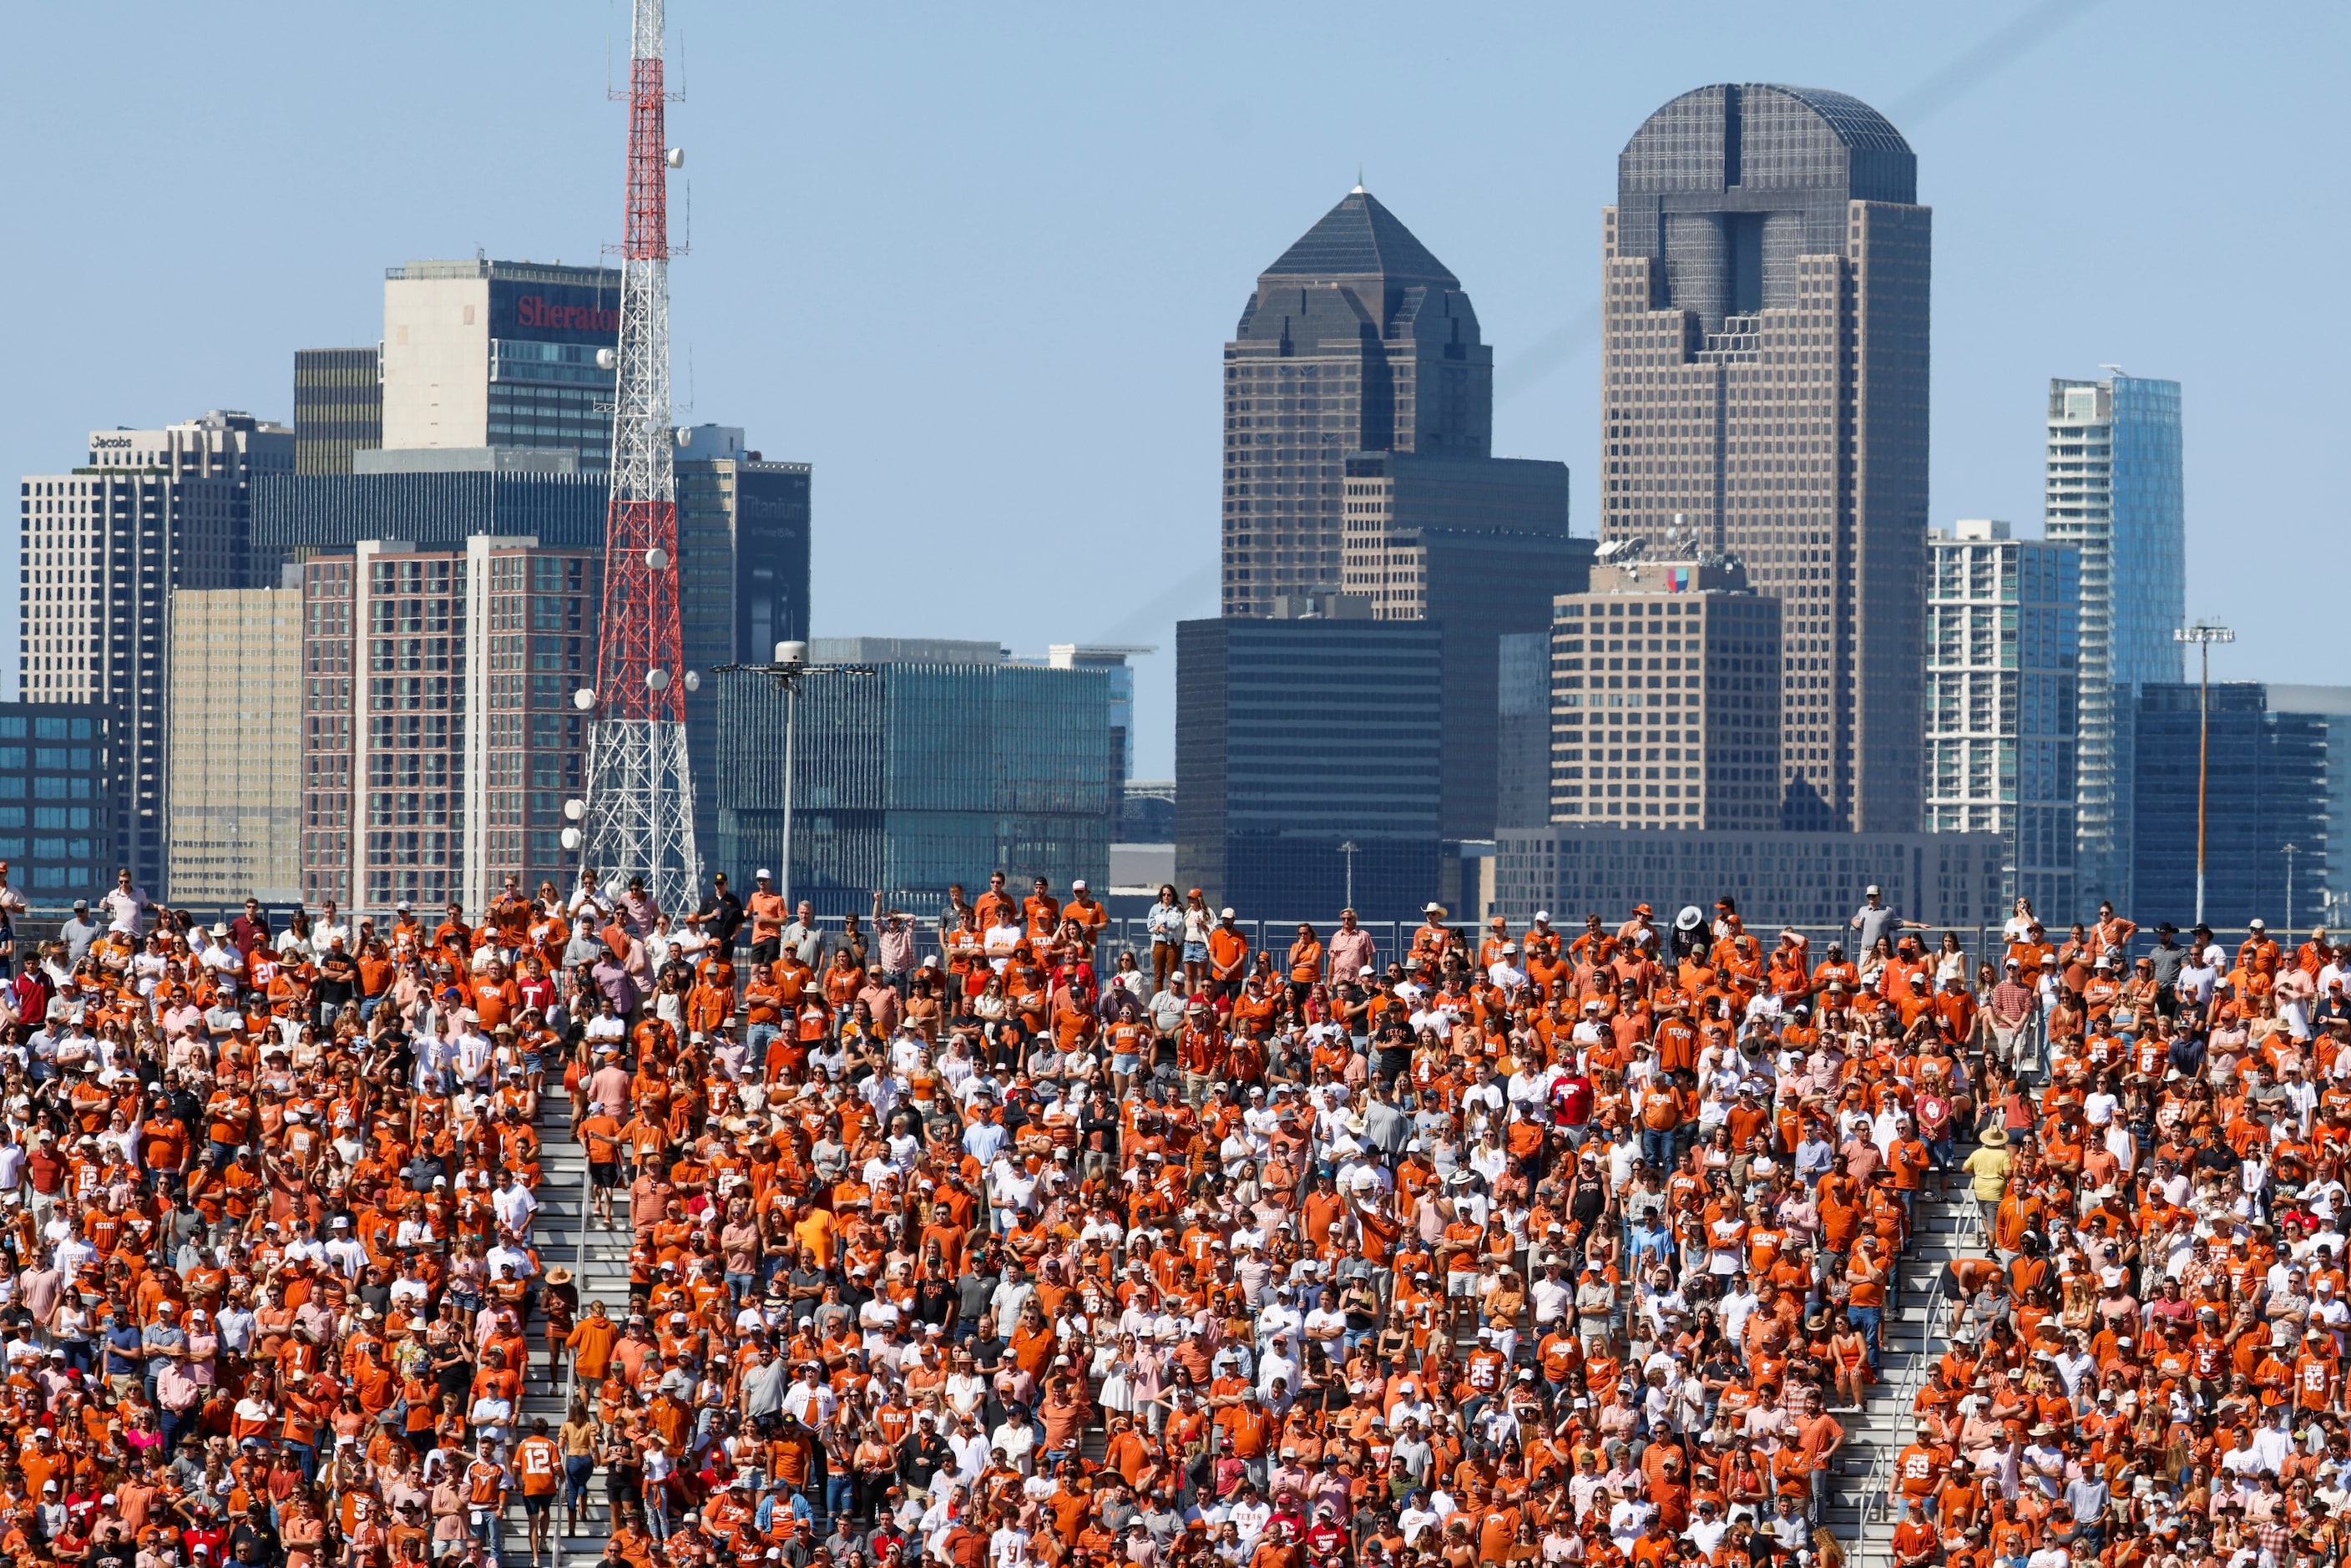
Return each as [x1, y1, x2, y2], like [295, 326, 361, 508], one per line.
[1853, 1185, 1989, 1556]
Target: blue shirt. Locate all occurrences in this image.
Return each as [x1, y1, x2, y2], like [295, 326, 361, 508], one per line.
[103, 1320, 144, 1375]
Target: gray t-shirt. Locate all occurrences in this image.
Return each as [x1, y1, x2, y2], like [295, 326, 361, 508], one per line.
[1853, 903, 1904, 953]
[57, 917, 100, 966]
[781, 918, 827, 969]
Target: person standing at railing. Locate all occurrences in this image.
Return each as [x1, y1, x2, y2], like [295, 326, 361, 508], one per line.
[1145, 885, 1185, 996]
[1327, 910, 1375, 1006]
[860, 891, 913, 995]
[1986, 957, 2037, 1076]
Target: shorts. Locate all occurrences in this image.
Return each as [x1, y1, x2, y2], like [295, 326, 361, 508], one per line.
[523, 1052, 544, 1075]
[522, 1493, 553, 1518]
[749, 938, 781, 968]
[590, 1162, 620, 1190]
[1182, 942, 1208, 964]
[1113, 1055, 1140, 1075]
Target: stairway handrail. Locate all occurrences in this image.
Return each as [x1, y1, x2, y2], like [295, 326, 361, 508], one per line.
[1854, 1181, 1987, 1549]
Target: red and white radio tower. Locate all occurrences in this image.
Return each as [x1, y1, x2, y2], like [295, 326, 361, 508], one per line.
[579, 0, 701, 914]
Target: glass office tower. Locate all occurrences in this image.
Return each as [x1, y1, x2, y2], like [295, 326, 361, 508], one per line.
[2045, 375, 2185, 915]
[711, 660, 1113, 915]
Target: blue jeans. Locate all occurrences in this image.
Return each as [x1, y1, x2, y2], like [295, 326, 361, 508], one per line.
[473, 1505, 504, 1558]
[825, 1472, 855, 1530]
[1640, 1126, 1675, 1169]
[1848, 1303, 1883, 1371]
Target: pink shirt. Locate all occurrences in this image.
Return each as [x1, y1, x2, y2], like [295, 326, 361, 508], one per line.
[588, 1065, 632, 1116]
[1327, 928, 1377, 985]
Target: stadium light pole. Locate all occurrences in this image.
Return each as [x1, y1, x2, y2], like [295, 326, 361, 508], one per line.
[2174, 622, 2234, 927]
[1337, 841, 1358, 913]
[2284, 842, 2300, 933]
[713, 644, 877, 910]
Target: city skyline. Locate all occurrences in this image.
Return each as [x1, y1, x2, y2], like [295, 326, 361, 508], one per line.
[8, 2, 2335, 779]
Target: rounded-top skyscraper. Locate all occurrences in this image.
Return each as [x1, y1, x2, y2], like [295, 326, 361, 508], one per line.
[1591, 83, 1929, 834]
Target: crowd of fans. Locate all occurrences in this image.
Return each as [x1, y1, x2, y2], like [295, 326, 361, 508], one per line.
[0, 857, 2326, 1568]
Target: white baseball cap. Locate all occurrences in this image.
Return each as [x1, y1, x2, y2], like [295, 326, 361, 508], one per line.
[1071, 879, 1087, 890]
[756, 868, 774, 880]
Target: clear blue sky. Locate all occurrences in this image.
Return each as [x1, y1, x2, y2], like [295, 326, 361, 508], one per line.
[6, 1, 2342, 776]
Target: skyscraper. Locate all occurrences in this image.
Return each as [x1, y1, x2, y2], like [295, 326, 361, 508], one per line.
[1225, 189, 1584, 837]
[2042, 374, 2184, 914]
[298, 537, 600, 912]
[379, 257, 621, 473]
[1222, 188, 1491, 616]
[1926, 520, 2080, 918]
[1601, 83, 1930, 832]
[1176, 614, 1443, 920]
[1547, 551, 1783, 829]
[22, 411, 292, 892]
[675, 424, 813, 865]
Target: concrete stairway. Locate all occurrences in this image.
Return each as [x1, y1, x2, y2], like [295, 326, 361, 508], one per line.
[1838, 1181, 1979, 1567]
[510, 1085, 636, 1568]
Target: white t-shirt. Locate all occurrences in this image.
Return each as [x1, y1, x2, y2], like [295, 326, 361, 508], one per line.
[102, 887, 148, 937]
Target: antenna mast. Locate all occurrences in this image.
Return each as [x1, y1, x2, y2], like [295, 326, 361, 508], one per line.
[580, 0, 701, 915]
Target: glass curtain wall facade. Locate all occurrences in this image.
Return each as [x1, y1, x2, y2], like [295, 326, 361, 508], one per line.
[1926, 524, 2080, 919]
[2045, 375, 2185, 913]
[2267, 685, 2351, 929]
[293, 348, 383, 475]
[1176, 618, 1444, 920]
[0, 705, 115, 903]
[712, 663, 1113, 916]
[2131, 683, 2323, 932]
[678, 445, 813, 864]
[252, 470, 605, 583]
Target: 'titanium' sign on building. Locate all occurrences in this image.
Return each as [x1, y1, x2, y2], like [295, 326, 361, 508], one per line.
[380, 257, 621, 473]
